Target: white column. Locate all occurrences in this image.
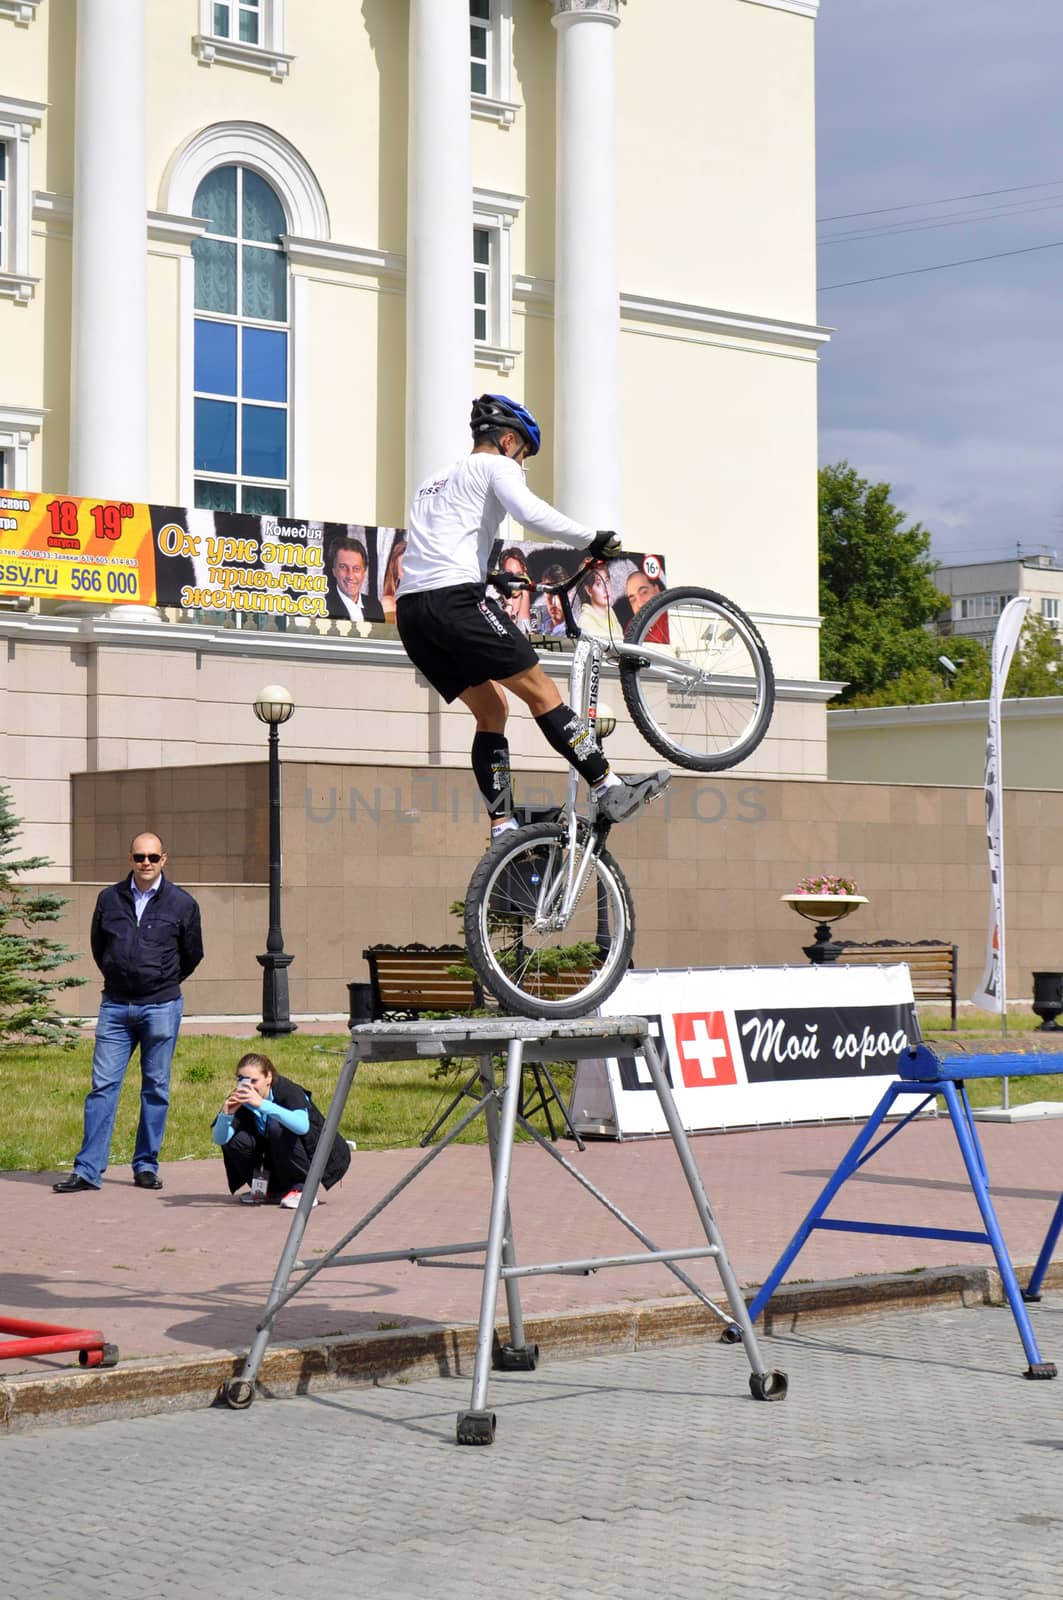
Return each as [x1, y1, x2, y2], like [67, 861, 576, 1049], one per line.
[552, 0, 623, 529]
[405, 0, 474, 499]
[69, 0, 148, 501]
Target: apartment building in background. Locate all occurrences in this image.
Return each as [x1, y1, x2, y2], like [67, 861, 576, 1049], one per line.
[935, 554, 1063, 647]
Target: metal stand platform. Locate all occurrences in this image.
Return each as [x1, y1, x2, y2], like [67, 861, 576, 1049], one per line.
[732, 1042, 1063, 1379]
[223, 1015, 787, 1442]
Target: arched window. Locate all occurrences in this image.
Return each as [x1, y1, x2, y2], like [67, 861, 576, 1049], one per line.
[192, 164, 289, 515]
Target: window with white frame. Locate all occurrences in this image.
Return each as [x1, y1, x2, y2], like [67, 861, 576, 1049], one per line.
[1041, 596, 1060, 624]
[163, 121, 329, 513]
[194, 0, 291, 79]
[211, 0, 261, 44]
[0, 95, 44, 301]
[954, 593, 1016, 621]
[0, 405, 44, 490]
[470, 0, 517, 126]
[473, 190, 522, 372]
[470, 0, 490, 95]
[473, 227, 490, 343]
[192, 165, 290, 517]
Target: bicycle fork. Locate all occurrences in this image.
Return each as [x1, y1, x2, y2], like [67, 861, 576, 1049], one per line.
[528, 637, 613, 930]
[532, 811, 611, 932]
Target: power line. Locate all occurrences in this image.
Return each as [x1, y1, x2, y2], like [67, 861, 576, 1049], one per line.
[820, 239, 1063, 291]
[818, 195, 1063, 247]
[817, 179, 1063, 224]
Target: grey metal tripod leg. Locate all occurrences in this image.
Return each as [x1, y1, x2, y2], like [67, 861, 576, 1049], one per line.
[639, 1035, 787, 1402]
[419, 1066, 481, 1146]
[480, 1052, 535, 1372]
[223, 1036, 362, 1410]
[457, 1038, 525, 1444]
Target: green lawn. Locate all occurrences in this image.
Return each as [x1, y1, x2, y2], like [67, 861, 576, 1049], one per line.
[3, 1006, 1059, 1173]
[0, 1034, 575, 1173]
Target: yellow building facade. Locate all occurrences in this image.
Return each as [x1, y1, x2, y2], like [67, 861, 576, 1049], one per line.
[1, 0, 828, 878]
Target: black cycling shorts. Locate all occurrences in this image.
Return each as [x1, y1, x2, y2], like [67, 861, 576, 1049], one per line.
[396, 583, 538, 703]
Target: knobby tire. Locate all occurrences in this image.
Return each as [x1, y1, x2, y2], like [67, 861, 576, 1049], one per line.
[463, 821, 636, 1020]
[619, 585, 775, 771]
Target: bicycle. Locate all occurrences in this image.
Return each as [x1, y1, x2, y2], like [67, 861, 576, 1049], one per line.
[462, 557, 775, 1019]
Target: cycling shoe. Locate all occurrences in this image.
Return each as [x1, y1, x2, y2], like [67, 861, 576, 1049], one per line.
[594, 770, 670, 824]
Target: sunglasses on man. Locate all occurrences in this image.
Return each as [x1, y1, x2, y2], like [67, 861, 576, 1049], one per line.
[132, 853, 162, 864]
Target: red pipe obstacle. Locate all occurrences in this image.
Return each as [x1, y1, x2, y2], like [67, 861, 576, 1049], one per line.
[0, 1314, 118, 1368]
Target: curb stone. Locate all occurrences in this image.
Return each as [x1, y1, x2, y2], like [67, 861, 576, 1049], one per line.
[2, 1259, 1060, 1435]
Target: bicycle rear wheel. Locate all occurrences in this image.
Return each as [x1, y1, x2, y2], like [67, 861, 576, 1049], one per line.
[619, 585, 774, 771]
[463, 821, 635, 1021]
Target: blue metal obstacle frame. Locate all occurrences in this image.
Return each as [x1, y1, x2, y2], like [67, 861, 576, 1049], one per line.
[740, 1042, 1063, 1379]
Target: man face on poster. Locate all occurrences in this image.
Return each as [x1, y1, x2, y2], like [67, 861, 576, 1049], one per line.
[326, 537, 384, 623]
[332, 541, 368, 604]
[626, 569, 662, 617]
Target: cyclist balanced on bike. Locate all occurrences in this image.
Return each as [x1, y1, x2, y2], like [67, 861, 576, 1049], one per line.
[396, 394, 669, 838]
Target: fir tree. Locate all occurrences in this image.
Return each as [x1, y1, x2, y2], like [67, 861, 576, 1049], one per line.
[0, 785, 85, 1045]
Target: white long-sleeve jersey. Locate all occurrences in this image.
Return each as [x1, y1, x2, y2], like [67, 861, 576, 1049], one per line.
[398, 452, 594, 598]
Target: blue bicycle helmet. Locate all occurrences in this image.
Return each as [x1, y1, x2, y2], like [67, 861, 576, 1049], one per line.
[470, 393, 541, 457]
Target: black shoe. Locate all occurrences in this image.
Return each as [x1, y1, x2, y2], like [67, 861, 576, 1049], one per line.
[595, 770, 670, 824]
[53, 1173, 98, 1193]
[132, 1170, 163, 1190]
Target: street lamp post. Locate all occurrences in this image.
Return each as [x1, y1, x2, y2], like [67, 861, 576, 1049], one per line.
[253, 684, 296, 1037]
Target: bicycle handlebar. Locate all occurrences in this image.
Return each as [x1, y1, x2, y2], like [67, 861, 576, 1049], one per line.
[487, 553, 601, 599]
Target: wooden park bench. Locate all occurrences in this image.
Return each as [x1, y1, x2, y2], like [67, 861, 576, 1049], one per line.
[354, 943, 595, 1023]
[355, 942, 583, 1150]
[358, 942, 483, 1023]
[835, 939, 959, 1028]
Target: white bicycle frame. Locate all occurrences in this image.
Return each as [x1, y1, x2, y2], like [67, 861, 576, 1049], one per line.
[513, 574, 749, 935]
[529, 630, 613, 934]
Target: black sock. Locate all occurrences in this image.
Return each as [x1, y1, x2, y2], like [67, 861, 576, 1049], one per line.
[535, 704, 609, 786]
[471, 732, 513, 817]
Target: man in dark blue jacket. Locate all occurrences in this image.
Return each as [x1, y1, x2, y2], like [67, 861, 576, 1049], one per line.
[53, 832, 204, 1194]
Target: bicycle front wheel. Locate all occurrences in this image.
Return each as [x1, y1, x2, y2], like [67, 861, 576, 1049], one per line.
[619, 585, 775, 771]
[463, 821, 635, 1021]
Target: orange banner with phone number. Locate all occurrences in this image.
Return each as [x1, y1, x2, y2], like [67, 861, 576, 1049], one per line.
[0, 492, 157, 604]
[0, 491, 667, 631]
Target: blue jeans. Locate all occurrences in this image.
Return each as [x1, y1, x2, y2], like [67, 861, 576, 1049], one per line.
[74, 997, 184, 1187]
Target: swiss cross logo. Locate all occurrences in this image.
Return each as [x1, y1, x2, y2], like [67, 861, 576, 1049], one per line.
[673, 1011, 737, 1089]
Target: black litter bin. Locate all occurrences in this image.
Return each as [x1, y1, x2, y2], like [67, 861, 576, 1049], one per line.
[347, 980, 375, 1029]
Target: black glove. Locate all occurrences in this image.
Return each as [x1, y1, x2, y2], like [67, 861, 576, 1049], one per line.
[588, 530, 621, 560]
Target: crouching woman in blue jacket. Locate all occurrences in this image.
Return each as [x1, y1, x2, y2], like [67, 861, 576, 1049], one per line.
[212, 1052, 351, 1208]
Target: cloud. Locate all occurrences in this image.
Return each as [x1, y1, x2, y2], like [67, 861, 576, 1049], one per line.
[820, 426, 1063, 559]
[816, 0, 1063, 561]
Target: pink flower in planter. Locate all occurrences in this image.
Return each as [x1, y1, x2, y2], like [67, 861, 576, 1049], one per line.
[791, 873, 861, 897]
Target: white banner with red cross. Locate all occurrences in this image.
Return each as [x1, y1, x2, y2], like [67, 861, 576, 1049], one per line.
[569, 964, 917, 1137]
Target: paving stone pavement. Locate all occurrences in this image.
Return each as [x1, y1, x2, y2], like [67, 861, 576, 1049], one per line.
[7, 1111, 1063, 1376]
[2, 1292, 1062, 1600]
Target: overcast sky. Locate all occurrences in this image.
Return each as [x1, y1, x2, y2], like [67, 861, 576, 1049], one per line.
[815, 0, 1063, 567]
